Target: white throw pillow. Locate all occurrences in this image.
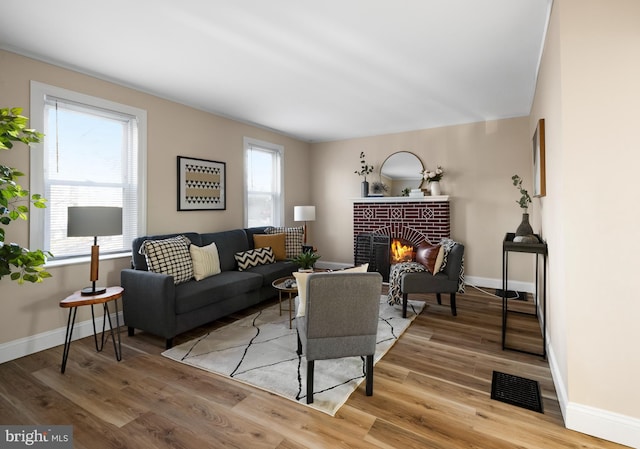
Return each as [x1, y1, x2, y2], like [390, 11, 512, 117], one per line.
[294, 264, 369, 318]
[190, 242, 221, 281]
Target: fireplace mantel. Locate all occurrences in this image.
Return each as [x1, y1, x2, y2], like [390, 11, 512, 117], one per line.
[351, 195, 449, 203]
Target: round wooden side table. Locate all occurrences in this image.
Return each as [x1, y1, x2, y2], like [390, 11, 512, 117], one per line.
[272, 276, 298, 329]
[59, 286, 124, 373]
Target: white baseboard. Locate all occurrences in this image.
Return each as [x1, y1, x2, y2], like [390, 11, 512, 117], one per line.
[546, 331, 640, 448]
[0, 312, 123, 365]
[464, 275, 534, 294]
[565, 402, 640, 448]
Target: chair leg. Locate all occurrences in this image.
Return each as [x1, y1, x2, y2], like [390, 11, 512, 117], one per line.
[402, 293, 408, 318]
[436, 293, 442, 305]
[307, 360, 315, 404]
[365, 354, 374, 396]
[450, 293, 457, 316]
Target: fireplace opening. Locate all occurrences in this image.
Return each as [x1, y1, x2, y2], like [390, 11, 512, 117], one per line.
[390, 238, 415, 264]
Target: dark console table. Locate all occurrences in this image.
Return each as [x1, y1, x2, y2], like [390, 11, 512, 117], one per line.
[502, 232, 548, 359]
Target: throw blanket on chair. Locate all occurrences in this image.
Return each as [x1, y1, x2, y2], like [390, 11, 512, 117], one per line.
[387, 262, 425, 306]
[387, 238, 465, 306]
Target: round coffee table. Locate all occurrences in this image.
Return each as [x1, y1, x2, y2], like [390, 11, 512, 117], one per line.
[272, 276, 298, 328]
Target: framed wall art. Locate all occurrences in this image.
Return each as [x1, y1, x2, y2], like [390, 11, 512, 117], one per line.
[532, 118, 546, 197]
[177, 156, 226, 211]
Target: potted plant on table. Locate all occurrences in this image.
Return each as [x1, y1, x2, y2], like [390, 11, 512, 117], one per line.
[291, 251, 321, 272]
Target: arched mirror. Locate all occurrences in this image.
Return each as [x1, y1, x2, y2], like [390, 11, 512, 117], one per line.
[379, 151, 424, 196]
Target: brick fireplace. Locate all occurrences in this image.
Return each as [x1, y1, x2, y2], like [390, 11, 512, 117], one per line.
[353, 197, 451, 279]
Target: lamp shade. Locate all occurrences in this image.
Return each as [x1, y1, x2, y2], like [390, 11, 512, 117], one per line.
[67, 207, 123, 237]
[294, 206, 316, 222]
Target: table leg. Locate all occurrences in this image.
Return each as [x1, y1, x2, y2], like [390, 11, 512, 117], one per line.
[279, 291, 283, 316]
[288, 292, 293, 329]
[102, 301, 122, 361]
[61, 307, 78, 374]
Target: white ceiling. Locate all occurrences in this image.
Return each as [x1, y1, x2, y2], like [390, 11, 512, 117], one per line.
[0, 0, 551, 142]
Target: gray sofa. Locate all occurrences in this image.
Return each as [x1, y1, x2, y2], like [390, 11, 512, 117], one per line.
[121, 226, 297, 348]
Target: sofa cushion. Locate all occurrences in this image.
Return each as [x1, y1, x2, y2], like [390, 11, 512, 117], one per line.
[139, 235, 194, 284]
[266, 226, 304, 259]
[200, 229, 251, 271]
[190, 242, 221, 281]
[235, 247, 276, 271]
[253, 233, 287, 260]
[174, 271, 263, 314]
[244, 260, 298, 287]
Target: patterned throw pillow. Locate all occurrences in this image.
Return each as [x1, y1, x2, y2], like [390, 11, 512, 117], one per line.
[139, 235, 193, 284]
[190, 242, 221, 281]
[265, 226, 303, 259]
[235, 247, 276, 271]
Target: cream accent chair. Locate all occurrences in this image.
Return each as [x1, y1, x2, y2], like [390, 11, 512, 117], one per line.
[295, 271, 383, 404]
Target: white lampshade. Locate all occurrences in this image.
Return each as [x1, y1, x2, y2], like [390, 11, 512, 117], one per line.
[67, 207, 123, 237]
[294, 206, 316, 222]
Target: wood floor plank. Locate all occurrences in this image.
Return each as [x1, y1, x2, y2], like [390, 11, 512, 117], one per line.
[0, 288, 629, 448]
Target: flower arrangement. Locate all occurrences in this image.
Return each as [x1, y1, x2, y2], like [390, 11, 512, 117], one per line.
[354, 151, 374, 180]
[422, 166, 444, 183]
[512, 174, 532, 210]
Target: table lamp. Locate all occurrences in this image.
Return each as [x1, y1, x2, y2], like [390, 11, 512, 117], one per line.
[67, 206, 123, 296]
[294, 205, 316, 245]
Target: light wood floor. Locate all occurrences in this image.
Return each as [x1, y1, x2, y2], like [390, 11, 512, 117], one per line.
[0, 286, 628, 449]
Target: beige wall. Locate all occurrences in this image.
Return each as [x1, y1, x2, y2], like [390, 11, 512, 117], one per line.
[531, 0, 640, 444]
[309, 118, 538, 286]
[0, 49, 310, 346]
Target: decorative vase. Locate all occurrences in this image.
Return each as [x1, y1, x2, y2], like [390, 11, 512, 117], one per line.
[429, 181, 441, 196]
[515, 212, 534, 236]
[361, 180, 369, 197]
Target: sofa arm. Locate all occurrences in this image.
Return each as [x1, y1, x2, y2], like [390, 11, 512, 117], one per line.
[121, 268, 177, 340]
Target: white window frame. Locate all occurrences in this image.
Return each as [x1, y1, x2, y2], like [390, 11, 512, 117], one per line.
[243, 137, 284, 228]
[29, 81, 147, 263]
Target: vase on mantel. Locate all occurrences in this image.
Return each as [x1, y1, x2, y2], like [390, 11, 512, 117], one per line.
[429, 181, 441, 196]
[361, 180, 369, 197]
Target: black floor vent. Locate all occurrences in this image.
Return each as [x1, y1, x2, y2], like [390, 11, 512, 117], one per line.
[491, 371, 543, 413]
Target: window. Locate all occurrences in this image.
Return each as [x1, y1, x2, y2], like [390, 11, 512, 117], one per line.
[30, 82, 146, 260]
[244, 137, 283, 228]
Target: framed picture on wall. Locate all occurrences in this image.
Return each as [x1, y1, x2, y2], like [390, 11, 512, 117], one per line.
[177, 156, 226, 210]
[533, 118, 546, 197]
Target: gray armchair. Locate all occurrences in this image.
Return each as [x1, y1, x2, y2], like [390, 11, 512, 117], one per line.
[295, 271, 383, 404]
[401, 242, 465, 318]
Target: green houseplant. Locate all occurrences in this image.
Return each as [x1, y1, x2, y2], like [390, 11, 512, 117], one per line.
[291, 251, 321, 271]
[1, 107, 51, 283]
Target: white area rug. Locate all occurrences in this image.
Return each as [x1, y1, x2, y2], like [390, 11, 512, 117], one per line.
[162, 295, 424, 416]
